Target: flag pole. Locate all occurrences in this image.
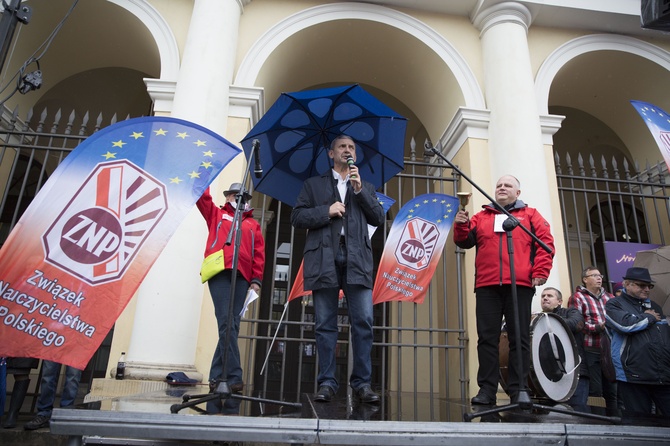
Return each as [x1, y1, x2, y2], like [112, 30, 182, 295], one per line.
[260, 300, 291, 375]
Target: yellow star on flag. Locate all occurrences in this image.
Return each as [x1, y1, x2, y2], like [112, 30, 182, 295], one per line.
[169, 177, 183, 184]
[194, 140, 207, 147]
[154, 128, 167, 136]
[112, 140, 126, 148]
[200, 161, 213, 169]
[177, 132, 189, 139]
[130, 132, 144, 140]
[188, 171, 201, 179]
[102, 151, 116, 159]
[202, 150, 214, 157]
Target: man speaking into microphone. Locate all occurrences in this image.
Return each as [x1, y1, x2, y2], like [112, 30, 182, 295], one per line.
[291, 134, 384, 404]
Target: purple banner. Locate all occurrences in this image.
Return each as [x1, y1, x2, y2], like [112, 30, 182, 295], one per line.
[603, 241, 661, 283]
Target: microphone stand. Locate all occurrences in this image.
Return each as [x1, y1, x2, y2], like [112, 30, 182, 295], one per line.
[171, 144, 301, 415]
[423, 143, 619, 424]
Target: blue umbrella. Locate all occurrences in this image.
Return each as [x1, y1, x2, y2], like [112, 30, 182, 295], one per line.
[241, 84, 407, 206]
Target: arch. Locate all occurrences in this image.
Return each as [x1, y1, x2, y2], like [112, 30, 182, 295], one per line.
[536, 34, 670, 115]
[106, 0, 180, 80]
[234, 2, 484, 109]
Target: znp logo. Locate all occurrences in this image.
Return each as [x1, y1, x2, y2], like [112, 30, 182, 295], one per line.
[394, 217, 439, 271]
[42, 160, 168, 285]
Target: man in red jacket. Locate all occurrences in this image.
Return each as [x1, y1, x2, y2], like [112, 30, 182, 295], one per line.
[197, 182, 265, 415]
[454, 175, 555, 405]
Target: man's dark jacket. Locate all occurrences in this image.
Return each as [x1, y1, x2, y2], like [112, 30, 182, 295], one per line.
[291, 172, 384, 291]
[548, 306, 589, 378]
[606, 292, 670, 384]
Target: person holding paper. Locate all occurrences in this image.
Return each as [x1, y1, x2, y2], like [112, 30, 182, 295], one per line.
[454, 175, 555, 406]
[197, 183, 265, 415]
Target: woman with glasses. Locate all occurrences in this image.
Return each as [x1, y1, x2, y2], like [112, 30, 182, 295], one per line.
[568, 266, 619, 416]
[605, 267, 670, 417]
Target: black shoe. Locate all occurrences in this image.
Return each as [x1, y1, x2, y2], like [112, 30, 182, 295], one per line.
[354, 385, 380, 404]
[314, 385, 335, 402]
[471, 391, 496, 405]
[24, 414, 51, 431]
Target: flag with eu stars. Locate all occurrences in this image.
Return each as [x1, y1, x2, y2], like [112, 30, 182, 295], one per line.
[0, 117, 241, 369]
[631, 100, 670, 172]
[373, 193, 459, 305]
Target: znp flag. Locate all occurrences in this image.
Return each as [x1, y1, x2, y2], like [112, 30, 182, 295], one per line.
[0, 117, 241, 369]
[373, 193, 458, 305]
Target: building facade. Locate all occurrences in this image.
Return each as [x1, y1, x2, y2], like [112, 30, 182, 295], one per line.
[1, 0, 669, 417]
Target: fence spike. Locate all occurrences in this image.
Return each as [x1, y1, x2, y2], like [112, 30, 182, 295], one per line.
[601, 155, 609, 179]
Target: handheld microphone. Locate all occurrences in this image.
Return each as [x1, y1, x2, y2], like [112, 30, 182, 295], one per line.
[253, 139, 262, 178]
[346, 156, 357, 178]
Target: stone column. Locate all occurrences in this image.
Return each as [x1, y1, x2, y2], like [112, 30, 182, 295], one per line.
[472, 2, 558, 254]
[123, 0, 248, 381]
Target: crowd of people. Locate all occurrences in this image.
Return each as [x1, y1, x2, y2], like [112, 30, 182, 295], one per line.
[2, 156, 668, 430]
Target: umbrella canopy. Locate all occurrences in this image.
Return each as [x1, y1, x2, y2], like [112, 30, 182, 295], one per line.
[241, 84, 407, 206]
[633, 245, 670, 315]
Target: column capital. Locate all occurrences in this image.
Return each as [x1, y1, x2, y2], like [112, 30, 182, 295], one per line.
[229, 85, 264, 124]
[472, 2, 532, 35]
[144, 78, 176, 115]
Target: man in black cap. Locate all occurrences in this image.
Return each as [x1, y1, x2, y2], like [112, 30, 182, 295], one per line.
[605, 267, 670, 416]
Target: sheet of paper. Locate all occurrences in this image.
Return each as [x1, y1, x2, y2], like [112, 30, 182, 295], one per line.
[494, 214, 507, 232]
[240, 288, 259, 316]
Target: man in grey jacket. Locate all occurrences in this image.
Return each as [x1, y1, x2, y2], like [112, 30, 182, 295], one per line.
[291, 134, 385, 404]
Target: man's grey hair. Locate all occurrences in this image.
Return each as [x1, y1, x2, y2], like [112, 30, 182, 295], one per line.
[330, 134, 354, 150]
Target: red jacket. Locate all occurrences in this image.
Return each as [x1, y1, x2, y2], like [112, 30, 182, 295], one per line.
[453, 200, 554, 288]
[196, 189, 265, 286]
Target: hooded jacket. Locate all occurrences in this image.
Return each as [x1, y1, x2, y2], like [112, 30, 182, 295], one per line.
[291, 172, 384, 291]
[196, 188, 265, 287]
[453, 200, 554, 289]
[606, 291, 670, 385]
[568, 286, 614, 349]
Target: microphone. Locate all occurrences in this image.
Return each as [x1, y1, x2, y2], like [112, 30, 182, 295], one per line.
[253, 139, 262, 178]
[346, 156, 357, 178]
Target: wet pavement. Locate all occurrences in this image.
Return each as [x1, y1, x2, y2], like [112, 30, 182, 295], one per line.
[43, 385, 670, 445]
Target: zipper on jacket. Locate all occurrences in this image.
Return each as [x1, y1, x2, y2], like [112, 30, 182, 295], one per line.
[210, 219, 223, 250]
[498, 232, 503, 286]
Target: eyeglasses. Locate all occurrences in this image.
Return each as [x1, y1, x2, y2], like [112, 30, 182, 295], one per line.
[632, 282, 654, 290]
[584, 274, 604, 279]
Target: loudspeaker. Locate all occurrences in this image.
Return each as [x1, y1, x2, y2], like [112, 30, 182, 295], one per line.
[641, 0, 670, 31]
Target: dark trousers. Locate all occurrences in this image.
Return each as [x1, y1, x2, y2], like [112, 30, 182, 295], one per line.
[584, 348, 618, 414]
[475, 285, 534, 398]
[206, 270, 248, 415]
[618, 381, 670, 416]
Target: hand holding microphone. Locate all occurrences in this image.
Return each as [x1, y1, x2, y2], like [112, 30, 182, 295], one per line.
[346, 155, 362, 192]
[346, 156, 357, 178]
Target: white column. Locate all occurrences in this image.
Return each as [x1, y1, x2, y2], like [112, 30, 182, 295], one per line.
[473, 2, 561, 288]
[124, 0, 246, 380]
